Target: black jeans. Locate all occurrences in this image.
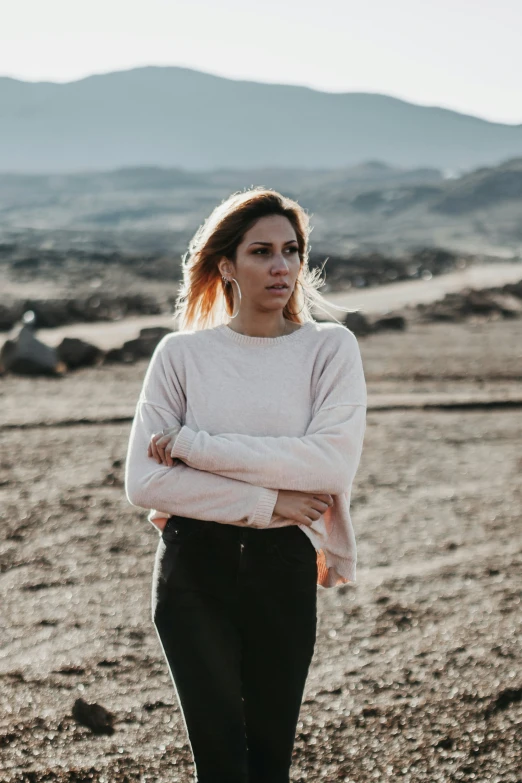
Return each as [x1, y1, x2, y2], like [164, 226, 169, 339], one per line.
[151, 515, 318, 783]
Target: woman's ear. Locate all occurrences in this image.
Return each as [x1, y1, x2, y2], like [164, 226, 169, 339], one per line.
[218, 258, 230, 279]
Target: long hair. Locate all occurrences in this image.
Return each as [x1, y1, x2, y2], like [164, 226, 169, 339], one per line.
[173, 186, 354, 331]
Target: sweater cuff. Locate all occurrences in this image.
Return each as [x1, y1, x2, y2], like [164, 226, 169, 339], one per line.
[170, 426, 196, 461]
[250, 487, 279, 528]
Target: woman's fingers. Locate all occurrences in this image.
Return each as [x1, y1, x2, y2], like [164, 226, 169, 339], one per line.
[155, 437, 167, 464]
[158, 435, 175, 466]
[149, 431, 178, 466]
[156, 433, 175, 465]
[313, 493, 334, 510]
[150, 438, 159, 463]
[149, 433, 163, 463]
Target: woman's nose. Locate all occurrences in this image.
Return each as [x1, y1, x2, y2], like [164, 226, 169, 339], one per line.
[272, 254, 289, 270]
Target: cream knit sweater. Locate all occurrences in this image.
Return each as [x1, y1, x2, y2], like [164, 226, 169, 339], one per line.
[124, 319, 367, 588]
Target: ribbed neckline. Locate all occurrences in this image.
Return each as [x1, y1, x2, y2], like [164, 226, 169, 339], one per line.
[214, 320, 315, 347]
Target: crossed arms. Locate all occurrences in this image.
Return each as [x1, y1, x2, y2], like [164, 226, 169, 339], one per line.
[124, 329, 367, 527]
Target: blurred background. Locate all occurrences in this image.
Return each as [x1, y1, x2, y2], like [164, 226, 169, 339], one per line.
[1, 2, 521, 782]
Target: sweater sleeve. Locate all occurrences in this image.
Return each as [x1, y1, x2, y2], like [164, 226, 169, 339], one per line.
[170, 329, 367, 495]
[124, 336, 279, 528]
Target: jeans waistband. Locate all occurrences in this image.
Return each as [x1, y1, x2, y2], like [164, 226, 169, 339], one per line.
[167, 514, 302, 542]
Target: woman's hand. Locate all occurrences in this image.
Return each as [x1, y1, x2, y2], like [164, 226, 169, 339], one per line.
[148, 424, 182, 466]
[274, 490, 334, 527]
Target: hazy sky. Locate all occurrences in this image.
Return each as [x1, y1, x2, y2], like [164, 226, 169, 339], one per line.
[2, 0, 521, 124]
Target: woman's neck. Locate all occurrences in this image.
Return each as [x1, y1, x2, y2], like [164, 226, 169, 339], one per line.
[226, 318, 296, 338]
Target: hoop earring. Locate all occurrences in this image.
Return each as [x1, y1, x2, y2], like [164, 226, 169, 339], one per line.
[222, 276, 241, 319]
[286, 278, 306, 316]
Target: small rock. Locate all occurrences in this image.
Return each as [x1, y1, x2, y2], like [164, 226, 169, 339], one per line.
[72, 697, 116, 735]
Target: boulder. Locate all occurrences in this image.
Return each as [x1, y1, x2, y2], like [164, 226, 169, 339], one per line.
[56, 337, 105, 369]
[343, 311, 372, 336]
[120, 327, 173, 362]
[102, 326, 173, 364]
[120, 338, 153, 362]
[372, 314, 407, 331]
[103, 347, 129, 364]
[138, 326, 174, 341]
[0, 325, 66, 376]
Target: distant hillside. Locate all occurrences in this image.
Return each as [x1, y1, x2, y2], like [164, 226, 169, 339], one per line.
[0, 158, 521, 258]
[0, 66, 521, 173]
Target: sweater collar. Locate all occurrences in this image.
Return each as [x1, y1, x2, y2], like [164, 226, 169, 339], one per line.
[214, 320, 314, 347]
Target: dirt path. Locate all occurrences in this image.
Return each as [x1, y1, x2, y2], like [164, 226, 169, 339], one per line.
[319, 260, 522, 317]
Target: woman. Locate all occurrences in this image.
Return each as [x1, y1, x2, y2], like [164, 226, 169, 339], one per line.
[125, 187, 367, 783]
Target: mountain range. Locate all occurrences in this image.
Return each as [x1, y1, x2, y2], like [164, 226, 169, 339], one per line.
[1, 66, 521, 173]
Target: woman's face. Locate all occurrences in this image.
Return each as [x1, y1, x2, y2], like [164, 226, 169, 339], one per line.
[223, 214, 301, 312]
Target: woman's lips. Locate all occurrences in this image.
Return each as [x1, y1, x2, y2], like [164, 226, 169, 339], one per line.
[266, 285, 289, 294]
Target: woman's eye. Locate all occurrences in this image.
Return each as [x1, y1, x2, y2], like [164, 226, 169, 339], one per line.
[253, 247, 299, 254]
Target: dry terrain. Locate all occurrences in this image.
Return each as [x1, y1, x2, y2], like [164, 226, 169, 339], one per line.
[1, 317, 521, 782]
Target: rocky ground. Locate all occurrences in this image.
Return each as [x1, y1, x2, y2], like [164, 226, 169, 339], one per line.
[0, 242, 473, 334]
[1, 318, 521, 782]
